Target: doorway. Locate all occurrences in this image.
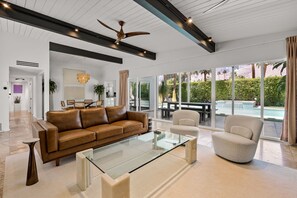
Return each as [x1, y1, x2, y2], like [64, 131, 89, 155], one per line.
[9, 67, 44, 120]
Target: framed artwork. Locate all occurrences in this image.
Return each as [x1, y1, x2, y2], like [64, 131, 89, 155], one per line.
[13, 85, 23, 93]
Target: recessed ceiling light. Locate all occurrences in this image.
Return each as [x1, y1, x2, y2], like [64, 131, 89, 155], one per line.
[144, 50, 147, 54]
[208, 37, 212, 42]
[75, 28, 79, 32]
[116, 42, 119, 45]
[186, 17, 193, 24]
[2, 3, 10, 8]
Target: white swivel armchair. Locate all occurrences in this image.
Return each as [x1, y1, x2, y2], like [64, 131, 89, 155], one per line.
[170, 110, 200, 138]
[212, 115, 263, 163]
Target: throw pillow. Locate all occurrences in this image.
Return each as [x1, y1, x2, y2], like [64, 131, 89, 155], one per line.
[230, 126, 253, 139]
[179, 118, 196, 126]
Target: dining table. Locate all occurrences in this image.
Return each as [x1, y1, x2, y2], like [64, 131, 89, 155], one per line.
[161, 101, 211, 121]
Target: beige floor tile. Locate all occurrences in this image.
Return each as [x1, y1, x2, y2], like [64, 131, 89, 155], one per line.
[1, 111, 297, 197]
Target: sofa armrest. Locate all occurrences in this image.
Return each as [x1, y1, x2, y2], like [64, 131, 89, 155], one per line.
[37, 120, 59, 153]
[127, 111, 148, 129]
[32, 121, 47, 162]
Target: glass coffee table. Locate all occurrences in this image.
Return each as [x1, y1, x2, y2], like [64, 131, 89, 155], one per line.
[76, 130, 197, 198]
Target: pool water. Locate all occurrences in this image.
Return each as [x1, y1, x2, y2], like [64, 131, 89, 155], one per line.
[216, 107, 284, 120]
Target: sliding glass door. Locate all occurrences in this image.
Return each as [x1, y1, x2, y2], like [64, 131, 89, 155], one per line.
[129, 59, 286, 140]
[215, 67, 232, 129]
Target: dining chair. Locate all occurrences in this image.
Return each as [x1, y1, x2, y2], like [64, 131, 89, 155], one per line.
[60, 101, 66, 110]
[74, 102, 85, 109]
[84, 99, 93, 108]
[66, 100, 75, 108]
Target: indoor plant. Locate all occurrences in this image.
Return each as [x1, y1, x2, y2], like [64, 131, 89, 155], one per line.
[94, 84, 105, 100]
[49, 79, 57, 94]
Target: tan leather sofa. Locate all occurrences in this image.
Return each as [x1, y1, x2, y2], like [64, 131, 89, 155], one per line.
[32, 106, 148, 165]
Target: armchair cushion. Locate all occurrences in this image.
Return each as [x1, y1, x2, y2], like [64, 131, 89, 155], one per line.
[179, 118, 196, 126]
[170, 125, 199, 137]
[230, 126, 253, 139]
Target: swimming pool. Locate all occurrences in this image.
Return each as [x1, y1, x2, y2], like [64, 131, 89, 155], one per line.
[216, 101, 284, 120]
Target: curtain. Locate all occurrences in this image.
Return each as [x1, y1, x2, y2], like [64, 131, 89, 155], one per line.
[119, 70, 129, 106]
[281, 36, 297, 145]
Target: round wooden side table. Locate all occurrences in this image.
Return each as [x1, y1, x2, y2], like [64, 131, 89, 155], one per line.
[23, 138, 40, 186]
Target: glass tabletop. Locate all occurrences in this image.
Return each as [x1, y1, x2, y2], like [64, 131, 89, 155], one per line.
[85, 130, 191, 179]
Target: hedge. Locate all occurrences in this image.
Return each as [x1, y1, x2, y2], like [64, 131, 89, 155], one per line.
[164, 76, 285, 106]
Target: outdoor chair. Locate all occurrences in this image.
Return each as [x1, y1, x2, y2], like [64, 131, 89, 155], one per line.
[212, 115, 263, 163]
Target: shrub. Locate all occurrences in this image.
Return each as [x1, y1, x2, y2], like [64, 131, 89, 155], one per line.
[163, 76, 285, 106]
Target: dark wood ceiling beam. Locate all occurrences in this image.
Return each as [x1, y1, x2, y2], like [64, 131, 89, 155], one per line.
[50, 43, 123, 64]
[0, 1, 156, 60]
[134, 0, 215, 53]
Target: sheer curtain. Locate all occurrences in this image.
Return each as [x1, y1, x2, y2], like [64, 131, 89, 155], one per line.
[119, 70, 129, 106]
[281, 36, 297, 145]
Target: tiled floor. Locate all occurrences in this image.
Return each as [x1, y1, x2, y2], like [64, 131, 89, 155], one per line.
[0, 111, 296, 197]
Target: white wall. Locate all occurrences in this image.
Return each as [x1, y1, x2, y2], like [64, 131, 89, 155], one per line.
[102, 30, 297, 79]
[50, 58, 104, 110]
[100, 30, 297, 105]
[0, 32, 49, 131]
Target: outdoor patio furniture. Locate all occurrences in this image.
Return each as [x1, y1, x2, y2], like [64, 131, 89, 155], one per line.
[212, 115, 263, 163]
[161, 102, 211, 122]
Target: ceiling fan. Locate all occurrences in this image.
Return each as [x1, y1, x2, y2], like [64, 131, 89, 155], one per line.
[203, 0, 229, 14]
[97, 20, 150, 44]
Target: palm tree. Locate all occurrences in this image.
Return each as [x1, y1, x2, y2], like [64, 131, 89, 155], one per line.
[222, 69, 227, 80]
[251, 63, 270, 78]
[199, 70, 211, 81]
[272, 60, 287, 92]
[251, 64, 256, 78]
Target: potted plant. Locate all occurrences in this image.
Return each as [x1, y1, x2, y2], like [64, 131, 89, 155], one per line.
[94, 84, 105, 100]
[14, 96, 21, 111]
[49, 79, 57, 94]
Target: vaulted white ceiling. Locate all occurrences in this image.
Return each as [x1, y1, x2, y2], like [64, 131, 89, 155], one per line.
[1, 0, 297, 57]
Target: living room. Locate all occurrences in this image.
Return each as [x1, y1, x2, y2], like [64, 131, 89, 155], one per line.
[0, 0, 297, 197]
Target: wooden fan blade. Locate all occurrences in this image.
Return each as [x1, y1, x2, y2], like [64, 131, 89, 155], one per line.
[97, 19, 119, 33]
[125, 32, 150, 38]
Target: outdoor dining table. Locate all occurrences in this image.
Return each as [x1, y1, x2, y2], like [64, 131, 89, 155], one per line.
[162, 101, 211, 121]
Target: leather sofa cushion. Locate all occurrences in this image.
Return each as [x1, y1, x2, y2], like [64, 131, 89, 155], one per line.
[105, 106, 127, 123]
[47, 110, 82, 132]
[58, 129, 96, 150]
[111, 120, 143, 133]
[80, 108, 108, 128]
[87, 124, 123, 140]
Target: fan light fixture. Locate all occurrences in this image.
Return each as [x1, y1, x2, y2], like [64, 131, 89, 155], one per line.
[186, 17, 193, 24]
[2, 3, 9, 8]
[77, 73, 90, 84]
